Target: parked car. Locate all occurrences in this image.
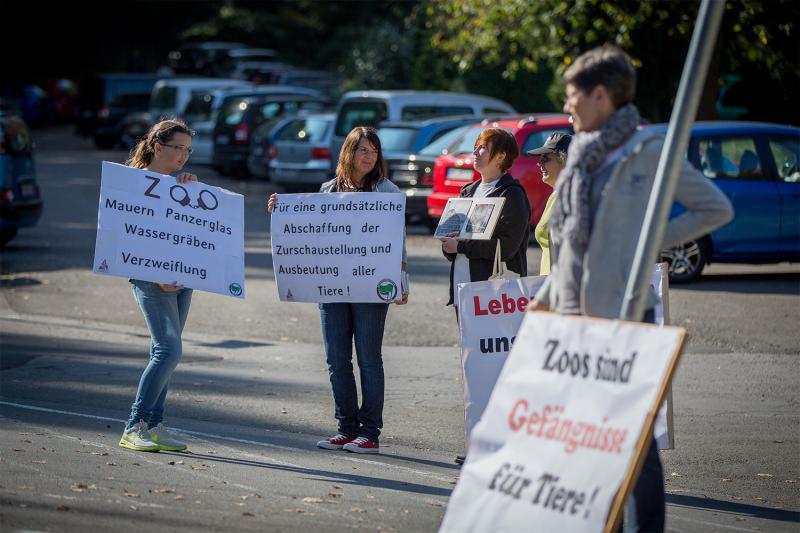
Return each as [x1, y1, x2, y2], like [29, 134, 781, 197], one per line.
[245, 115, 300, 179]
[167, 42, 245, 76]
[0, 112, 42, 246]
[212, 90, 330, 177]
[654, 121, 800, 282]
[185, 85, 324, 166]
[377, 115, 486, 227]
[120, 78, 253, 149]
[0, 83, 51, 126]
[268, 113, 336, 189]
[75, 74, 160, 149]
[427, 114, 573, 227]
[332, 91, 516, 170]
[230, 61, 293, 84]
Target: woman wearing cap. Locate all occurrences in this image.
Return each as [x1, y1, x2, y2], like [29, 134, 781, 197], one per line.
[528, 132, 572, 275]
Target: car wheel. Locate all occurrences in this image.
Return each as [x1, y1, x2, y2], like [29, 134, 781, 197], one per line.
[661, 237, 711, 283]
[0, 228, 18, 247]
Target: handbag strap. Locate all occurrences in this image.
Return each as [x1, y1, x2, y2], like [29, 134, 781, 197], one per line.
[492, 240, 504, 277]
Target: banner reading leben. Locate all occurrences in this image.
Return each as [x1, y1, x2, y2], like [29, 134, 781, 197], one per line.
[93, 161, 245, 298]
[271, 192, 405, 303]
[439, 312, 685, 533]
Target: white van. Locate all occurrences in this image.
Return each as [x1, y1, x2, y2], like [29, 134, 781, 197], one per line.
[149, 77, 254, 120]
[120, 78, 253, 150]
[331, 91, 516, 165]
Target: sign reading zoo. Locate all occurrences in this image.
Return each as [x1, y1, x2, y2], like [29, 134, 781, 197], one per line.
[93, 161, 245, 298]
[271, 192, 405, 303]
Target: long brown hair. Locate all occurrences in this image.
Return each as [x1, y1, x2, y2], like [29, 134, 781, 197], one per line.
[125, 118, 194, 169]
[335, 127, 387, 191]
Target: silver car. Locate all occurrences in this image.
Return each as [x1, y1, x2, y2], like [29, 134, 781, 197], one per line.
[270, 113, 335, 190]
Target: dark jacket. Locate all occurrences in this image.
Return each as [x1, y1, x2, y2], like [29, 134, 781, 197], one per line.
[443, 173, 531, 305]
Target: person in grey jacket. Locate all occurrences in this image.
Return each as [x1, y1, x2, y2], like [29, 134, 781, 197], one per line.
[268, 127, 407, 455]
[529, 45, 733, 532]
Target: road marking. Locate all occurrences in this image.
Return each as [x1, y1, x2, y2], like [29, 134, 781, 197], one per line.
[0, 400, 456, 484]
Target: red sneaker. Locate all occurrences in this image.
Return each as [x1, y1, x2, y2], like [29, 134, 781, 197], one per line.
[342, 436, 380, 454]
[317, 434, 355, 450]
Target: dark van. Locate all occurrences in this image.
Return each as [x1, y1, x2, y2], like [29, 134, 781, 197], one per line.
[75, 74, 160, 149]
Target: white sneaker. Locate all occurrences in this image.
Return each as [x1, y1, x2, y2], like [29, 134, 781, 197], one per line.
[119, 421, 160, 452]
[149, 423, 188, 452]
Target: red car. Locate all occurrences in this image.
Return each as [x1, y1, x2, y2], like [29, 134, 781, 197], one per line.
[427, 114, 572, 226]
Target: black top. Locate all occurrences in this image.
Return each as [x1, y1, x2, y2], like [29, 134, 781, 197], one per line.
[443, 172, 531, 305]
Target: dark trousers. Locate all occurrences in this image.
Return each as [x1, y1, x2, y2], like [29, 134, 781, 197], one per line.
[621, 308, 665, 532]
[319, 302, 389, 442]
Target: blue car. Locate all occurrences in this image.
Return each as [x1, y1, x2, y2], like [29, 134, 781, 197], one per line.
[0, 112, 43, 246]
[651, 121, 800, 282]
[377, 115, 487, 227]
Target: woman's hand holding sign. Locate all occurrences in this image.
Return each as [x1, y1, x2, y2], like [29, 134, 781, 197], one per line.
[175, 172, 197, 184]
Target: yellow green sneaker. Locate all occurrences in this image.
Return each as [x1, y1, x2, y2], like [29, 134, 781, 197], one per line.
[119, 421, 160, 452]
[149, 423, 188, 452]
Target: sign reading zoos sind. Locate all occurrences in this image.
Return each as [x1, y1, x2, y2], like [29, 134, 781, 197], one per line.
[439, 312, 685, 533]
[93, 161, 245, 298]
[271, 192, 405, 303]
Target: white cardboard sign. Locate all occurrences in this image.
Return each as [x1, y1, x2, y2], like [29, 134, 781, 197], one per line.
[439, 312, 685, 533]
[457, 276, 546, 439]
[93, 162, 245, 298]
[270, 192, 405, 303]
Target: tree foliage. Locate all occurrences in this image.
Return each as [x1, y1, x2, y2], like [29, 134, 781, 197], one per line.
[426, 0, 799, 123]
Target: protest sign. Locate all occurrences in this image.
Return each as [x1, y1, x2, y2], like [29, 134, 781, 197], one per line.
[457, 276, 546, 439]
[434, 197, 505, 240]
[439, 312, 685, 533]
[271, 192, 405, 303]
[93, 162, 245, 298]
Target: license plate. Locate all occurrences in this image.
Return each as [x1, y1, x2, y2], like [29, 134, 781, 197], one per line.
[19, 183, 36, 197]
[392, 170, 417, 183]
[447, 167, 474, 180]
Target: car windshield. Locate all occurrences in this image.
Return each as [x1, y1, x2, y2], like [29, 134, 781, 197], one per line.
[103, 78, 157, 104]
[183, 92, 214, 121]
[335, 101, 388, 137]
[377, 127, 418, 152]
[448, 126, 513, 155]
[278, 117, 332, 143]
[150, 86, 177, 111]
[418, 124, 473, 156]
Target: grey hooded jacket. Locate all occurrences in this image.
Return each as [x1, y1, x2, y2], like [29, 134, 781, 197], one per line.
[535, 128, 734, 319]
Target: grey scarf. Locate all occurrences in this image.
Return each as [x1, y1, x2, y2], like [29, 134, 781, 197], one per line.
[550, 104, 641, 247]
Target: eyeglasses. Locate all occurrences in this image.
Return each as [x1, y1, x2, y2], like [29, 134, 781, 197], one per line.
[159, 143, 193, 155]
[356, 147, 379, 157]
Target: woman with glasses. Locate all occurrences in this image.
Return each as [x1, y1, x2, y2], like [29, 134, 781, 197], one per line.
[527, 132, 572, 275]
[439, 127, 530, 465]
[118, 119, 199, 453]
[267, 126, 408, 454]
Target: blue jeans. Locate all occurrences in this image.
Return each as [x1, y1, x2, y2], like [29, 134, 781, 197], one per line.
[622, 307, 665, 533]
[319, 303, 389, 442]
[126, 280, 192, 430]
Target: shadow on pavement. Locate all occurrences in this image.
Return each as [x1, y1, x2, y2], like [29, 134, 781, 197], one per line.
[162, 451, 453, 497]
[672, 272, 800, 296]
[666, 493, 800, 522]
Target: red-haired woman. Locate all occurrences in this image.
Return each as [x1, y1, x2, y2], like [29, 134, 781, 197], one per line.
[439, 127, 530, 464]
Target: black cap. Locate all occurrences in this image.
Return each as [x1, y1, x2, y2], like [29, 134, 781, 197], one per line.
[527, 132, 572, 156]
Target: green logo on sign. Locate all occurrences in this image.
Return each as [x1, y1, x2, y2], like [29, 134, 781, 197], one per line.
[376, 279, 397, 302]
[229, 283, 243, 296]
